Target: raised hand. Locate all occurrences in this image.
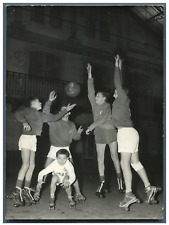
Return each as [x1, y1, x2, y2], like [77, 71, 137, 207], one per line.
[49, 91, 57, 102]
[86, 63, 92, 78]
[23, 122, 31, 131]
[119, 58, 123, 70]
[77, 126, 84, 134]
[114, 54, 120, 68]
[66, 103, 76, 111]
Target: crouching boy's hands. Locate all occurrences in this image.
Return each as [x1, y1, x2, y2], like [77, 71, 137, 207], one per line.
[62, 175, 70, 188]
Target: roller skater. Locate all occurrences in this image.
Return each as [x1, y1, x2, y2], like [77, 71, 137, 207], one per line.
[35, 149, 76, 210]
[112, 54, 162, 211]
[86, 63, 124, 197]
[42, 91, 85, 203]
[7, 187, 24, 207]
[12, 92, 76, 208]
[119, 192, 140, 211]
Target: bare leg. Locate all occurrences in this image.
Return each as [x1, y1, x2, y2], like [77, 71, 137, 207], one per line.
[96, 144, 106, 181]
[109, 142, 124, 192]
[120, 152, 132, 193]
[109, 142, 121, 174]
[69, 158, 85, 202]
[16, 149, 31, 187]
[65, 186, 76, 208]
[24, 150, 35, 187]
[49, 175, 59, 210]
[131, 152, 150, 188]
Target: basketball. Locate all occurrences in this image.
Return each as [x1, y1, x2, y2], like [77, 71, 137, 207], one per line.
[65, 82, 80, 97]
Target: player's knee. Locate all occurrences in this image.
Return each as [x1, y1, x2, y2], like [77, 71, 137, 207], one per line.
[22, 163, 29, 171]
[131, 162, 143, 171]
[29, 164, 35, 172]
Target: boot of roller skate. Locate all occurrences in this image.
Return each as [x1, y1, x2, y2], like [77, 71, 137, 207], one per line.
[7, 187, 25, 207]
[68, 196, 76, 209]
[22, 187, 36, 206]
[96, 181, 106, 198]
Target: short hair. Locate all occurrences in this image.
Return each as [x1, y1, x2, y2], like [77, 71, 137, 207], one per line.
[60, 105, 67, 111]
[56, 149, 70, 158]
[24, 96, 39, 107]
[97, 91, 110, 101]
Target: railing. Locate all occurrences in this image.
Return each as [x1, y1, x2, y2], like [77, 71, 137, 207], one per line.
[6, 71, 78, 99]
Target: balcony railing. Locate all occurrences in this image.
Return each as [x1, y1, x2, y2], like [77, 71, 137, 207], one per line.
[6, 71, 80, 100]
[6, 71, 163, 117]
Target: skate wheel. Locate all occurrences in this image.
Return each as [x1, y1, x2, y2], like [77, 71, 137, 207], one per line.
[6, 194, 13, 199]
[25, 201, 32, 206]
[136, 199, 141, 203]
[49, 205, 55, 210]
[99, 194, 105, 198]
[157, 187, 162, 192]
[80, 200, 85, 204]
[69, 205, 76, 209]
[149, 200, 158, 205]
[34, 194, 40, 201]
[125, 207, 129, 211]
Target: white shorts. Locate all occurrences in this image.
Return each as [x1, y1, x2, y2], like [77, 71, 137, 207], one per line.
[117, 127, 139, 153]
[47, 146, 72, 159]
[18, 135, 37, 152]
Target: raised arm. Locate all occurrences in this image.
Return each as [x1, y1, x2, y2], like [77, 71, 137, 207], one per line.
[42, 103, 76, 123]
[87, 63, 96, 107]
[114, 55, 123, 91]
[43, 91, 57, 114]
[114, 55, 127, 100]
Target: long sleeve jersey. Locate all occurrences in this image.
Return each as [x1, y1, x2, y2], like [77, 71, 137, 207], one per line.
[15, 101, 68, 136]
[112, 67, 133, 128]
[38, 159, 76, 185]
[88, 78, 115, 131]
[43, 101, 81, 147]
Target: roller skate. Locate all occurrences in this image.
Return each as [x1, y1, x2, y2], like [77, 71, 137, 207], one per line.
[22, 187, 36, 206]
[96, 181, 106, 198]
[7, 187, 24, 207]
[68, 196, 76, 209]
[33, 181, 43, 202]
[119, 192, 140, 211]
[117, 177, 125, 193]
[145, 185, 162, 204]
[49, 197, 55, 210]
[75, 192, 86, 204]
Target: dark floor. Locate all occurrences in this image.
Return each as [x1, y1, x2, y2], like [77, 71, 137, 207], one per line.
[4, 151, 165, 222]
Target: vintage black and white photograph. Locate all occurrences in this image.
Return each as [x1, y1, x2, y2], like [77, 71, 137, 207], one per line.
[4, 2, 165, 222]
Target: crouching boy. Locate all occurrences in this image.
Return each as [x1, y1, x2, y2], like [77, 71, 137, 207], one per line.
[34, 149, 76, 210]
